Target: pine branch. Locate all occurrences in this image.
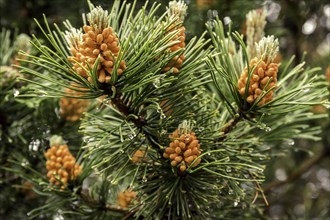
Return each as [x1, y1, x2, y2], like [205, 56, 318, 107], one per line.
[262, 146, 330, 193]
[110, 91, 146, 128]
[78, 190, 133, 215]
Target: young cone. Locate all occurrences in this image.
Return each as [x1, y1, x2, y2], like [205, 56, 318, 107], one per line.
[245, 8, 267, 59]
[44, 138, 82, 189]
[238, 36, 279, 106]
[163, 121, 202, 172]
[66, 6, 126, 83]
[59, 87, 89, 122]
[163, 0, 187, 74]
[117, 190, 137, 208]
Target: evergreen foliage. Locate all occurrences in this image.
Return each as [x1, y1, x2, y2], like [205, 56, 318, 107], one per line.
[0, 0, 329, 219]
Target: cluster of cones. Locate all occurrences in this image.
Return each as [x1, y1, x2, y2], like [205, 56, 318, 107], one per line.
[163, 129, 201, 172]
[45, 144, 82, 189]
[68, 26, 126, 83]
[59, 87, 89, 122]
[238, 57, 278, 106]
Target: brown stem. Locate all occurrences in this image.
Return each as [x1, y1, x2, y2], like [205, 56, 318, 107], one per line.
[262, 147, 330, 193]
[218, 112, 244, 142]
[79, 190, 135, 215]
[107, 91, 146, 128]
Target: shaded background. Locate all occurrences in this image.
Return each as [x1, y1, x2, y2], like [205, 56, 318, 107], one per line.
[0, 0, 329, 219]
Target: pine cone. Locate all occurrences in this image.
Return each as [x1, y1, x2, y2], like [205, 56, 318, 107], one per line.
[45, 144, 82, 189]
[162, 25, 186, 74]
[59, 87, 89, 122]
[238, 57, 278, 106]
[131, 149, 145, 163]
[68, 25, 126, 83]
[163, 129, 201, 172]
[117, 190, 137, 208]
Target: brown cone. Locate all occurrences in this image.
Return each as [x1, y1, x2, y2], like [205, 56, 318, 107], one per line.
[45, 144, 82, 189]
[163, 129, 201, 172]
[162, 25, 186, 74]
[68, 26, 126, 83]
[238, 57, 278, 106]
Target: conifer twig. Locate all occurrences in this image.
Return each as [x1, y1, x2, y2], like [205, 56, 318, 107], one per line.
[110, 92, 146, 128]
[218, 111, 249, 141]
[79, 190, 136, 215]
[262, 146, 330, 193]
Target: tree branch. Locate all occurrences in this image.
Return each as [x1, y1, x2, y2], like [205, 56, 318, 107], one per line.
[102, 86, 146, 128]
[79, 190, 136, 215]
[262, 146, 330, 193]
[218, 111, 246, 142]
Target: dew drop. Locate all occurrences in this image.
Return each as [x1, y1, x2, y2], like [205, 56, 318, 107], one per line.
[287, 139, 295, 146]
[302, 88, 310, 93]
[21, 159, 29, 167]
[233, 201, 239, 207]
[322, 100, 330, 109]
[226, 167, 232, 173]
[13, 89, 19, 97]
[265, 127, 272, 132]
[153, 78, 160, 88]
[128, 133, 136, 140]
[28, 139, 40, 151]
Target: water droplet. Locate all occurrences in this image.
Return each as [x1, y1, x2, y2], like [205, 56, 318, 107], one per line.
[83, 137, 89, 143]
[13, 89, 19, 97]
[161, 114, 166, 119]
[302, 88, 310, 93]
[128, 133, 136, 140]
[265, 127, 272, 132]
[322, 100, 330, 109]
[153, 78, 160, 88]
[226, 167, 232, 173]
[198, 127, 205, 132]
[142, 177, 147, 183]
[21, 159, 29, 167]
[110, 179, 118, 185]
[287, 139, 295, 146]
[28, 139, 40, 151]
[233, 201, 239, 207]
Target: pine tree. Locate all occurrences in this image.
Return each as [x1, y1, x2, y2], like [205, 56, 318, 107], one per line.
[1, 0, 329, 219]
